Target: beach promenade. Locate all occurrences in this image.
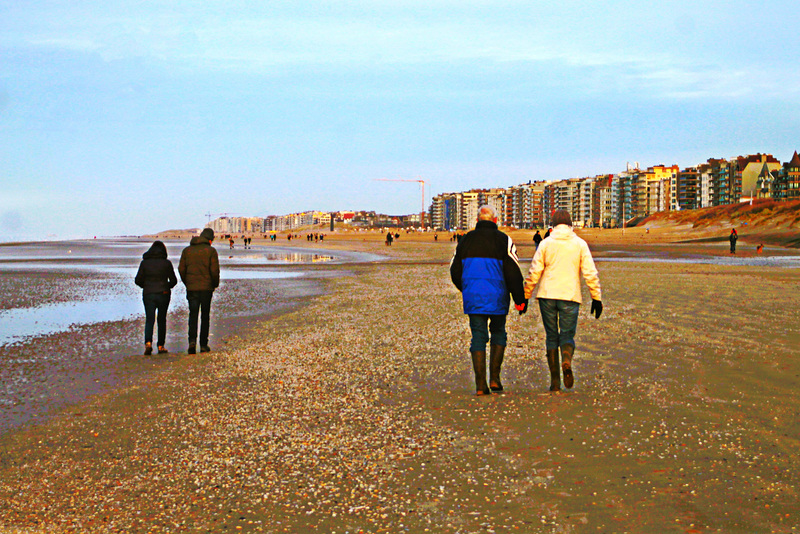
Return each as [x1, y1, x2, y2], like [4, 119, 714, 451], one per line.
[1, 233, 799, 533]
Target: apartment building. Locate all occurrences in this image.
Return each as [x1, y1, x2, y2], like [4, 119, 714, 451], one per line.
[593, 175, 616, 228]
[776, 151, 800, 200]
[484, 188, 507, 226]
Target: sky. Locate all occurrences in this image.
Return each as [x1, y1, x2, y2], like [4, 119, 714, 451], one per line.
[2, 0, 799, 239]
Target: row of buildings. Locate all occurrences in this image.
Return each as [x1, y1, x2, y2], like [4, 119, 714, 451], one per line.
[207, 210, 426, 234]
[431, 151, 800, 230]
[207, 151, 800, 233]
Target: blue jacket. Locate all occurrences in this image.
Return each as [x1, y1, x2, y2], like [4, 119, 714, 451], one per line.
[450, 220, 525, 315]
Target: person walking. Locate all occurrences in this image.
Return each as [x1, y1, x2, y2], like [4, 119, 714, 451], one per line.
[533, 230, 543, 249]
[134, 240, 177, 355]
[179, 228, 220, 354]
[450, 205, 527, 395]
[729, 228, 738, 254]
[523, 210, 602, 391]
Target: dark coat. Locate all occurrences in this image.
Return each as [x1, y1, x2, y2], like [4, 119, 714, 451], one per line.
[135, 242, 178, 295]
[178, 235, 220, 291]
[449, 220, 525, 315]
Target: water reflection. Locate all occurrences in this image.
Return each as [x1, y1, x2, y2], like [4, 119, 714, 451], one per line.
[226, 252, 334, 264]
[596, 253, 800, 268]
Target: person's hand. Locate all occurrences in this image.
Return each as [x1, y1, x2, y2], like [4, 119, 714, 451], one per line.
[590, 299, 603, 319]
[515, 300, 528, 315]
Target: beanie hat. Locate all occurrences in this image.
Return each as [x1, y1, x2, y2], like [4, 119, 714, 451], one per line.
[551, 210, 572, 227]
[200, 228, 215, 241]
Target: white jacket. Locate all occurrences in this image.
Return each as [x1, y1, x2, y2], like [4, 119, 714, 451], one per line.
[524, 225, 602, 304]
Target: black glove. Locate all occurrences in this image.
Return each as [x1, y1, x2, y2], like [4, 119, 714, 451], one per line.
[515, 299, 529, 315]
[590, 299, 603, 319]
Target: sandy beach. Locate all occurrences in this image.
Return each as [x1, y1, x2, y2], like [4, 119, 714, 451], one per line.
[1, 232, 799, 532]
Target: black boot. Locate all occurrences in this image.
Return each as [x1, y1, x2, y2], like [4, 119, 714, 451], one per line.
[546, 348, 561, 391]
[561, 344, 575, 389]
[471, 350, 490, 395]
[489, 344, 505, 392]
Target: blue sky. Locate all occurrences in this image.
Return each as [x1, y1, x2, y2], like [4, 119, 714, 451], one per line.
[2, 0, 799, 239]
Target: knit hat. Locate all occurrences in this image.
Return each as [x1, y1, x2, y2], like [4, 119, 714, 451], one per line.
[200, 228, 215, 241]
[551, 210, 572, 227]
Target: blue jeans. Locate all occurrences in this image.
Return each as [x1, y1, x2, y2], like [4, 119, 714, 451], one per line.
[143, 292, 171, 346]
[468, 314, 507, 353]
[187, 290, 214, 346]
[538, 298, 580, 350]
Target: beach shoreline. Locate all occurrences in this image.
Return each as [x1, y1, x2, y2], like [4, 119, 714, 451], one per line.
[0, 239, 364, 435]
[1, 237, 799, 532]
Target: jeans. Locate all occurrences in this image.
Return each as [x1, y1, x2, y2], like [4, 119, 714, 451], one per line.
[143, 292, 171, 346]
[538, 298, 580, 350]
[468, 314, 507, 353]
[187, 290, 214, 346]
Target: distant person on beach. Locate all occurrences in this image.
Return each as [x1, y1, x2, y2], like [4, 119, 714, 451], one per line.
[544, 227, 552, 239]
[729, 229, 738, 254]
[757, 244, 764, 254]
[386, 231, 393, 246]
[533, 230, 542, 249]
[523, 210, 602, 392]
[450, 205, 527, 396]
[134, 240, 177, 355]
[179, 228, 220, 354]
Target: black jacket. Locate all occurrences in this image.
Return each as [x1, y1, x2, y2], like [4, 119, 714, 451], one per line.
[135, 242, 178, 295]
[449, 220, 525, 315]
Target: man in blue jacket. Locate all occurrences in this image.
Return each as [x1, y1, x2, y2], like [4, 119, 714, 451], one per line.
[450, 205, 528, 395]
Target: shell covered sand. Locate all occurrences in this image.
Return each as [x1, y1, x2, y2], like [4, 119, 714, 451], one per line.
[1, 240, 799, 532]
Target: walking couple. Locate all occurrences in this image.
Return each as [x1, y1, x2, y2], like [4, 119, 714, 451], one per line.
[450, 206, 602, 394]
[134, 228, 220, 356]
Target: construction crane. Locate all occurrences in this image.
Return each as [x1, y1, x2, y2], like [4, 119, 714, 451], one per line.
[373, 177, 427, 226]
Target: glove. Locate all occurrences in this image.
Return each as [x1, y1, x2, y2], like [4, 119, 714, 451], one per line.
[590, 299, 603, 319]
[515, 299, 528, 315]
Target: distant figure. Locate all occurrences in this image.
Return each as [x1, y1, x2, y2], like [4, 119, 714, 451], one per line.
[229, 237, 234, 249]
[544, 227, 552, 240]
[434, 233, 438, 242]
[756, 244, 764, 254]
[729, 229, 738, 254]
[135, 241, 177, 355]
[179, 228, 220, 354]
[450, 205, 527, 395]
[523, 210, 602, 392]
[533, 230, 543, 249]
[386, 231, 394, 246]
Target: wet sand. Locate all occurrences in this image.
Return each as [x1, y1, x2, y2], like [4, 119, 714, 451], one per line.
[1, 235, 799, 532]
[0, 240, 342, 434]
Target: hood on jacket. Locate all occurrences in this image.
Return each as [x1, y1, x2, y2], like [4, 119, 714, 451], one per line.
[189, 235, 211, 246]
[143, 240, 168, 259]
[551, 224, 575, 239]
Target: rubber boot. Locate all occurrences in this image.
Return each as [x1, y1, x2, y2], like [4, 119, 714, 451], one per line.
[489, 344, 505, 392]
[561, 344, 575, 389]
[546, 348, 561, 391]
[471, 350, 490, 395]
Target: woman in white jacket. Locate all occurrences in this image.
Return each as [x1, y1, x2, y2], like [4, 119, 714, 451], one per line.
[522, 210, 603, 391]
